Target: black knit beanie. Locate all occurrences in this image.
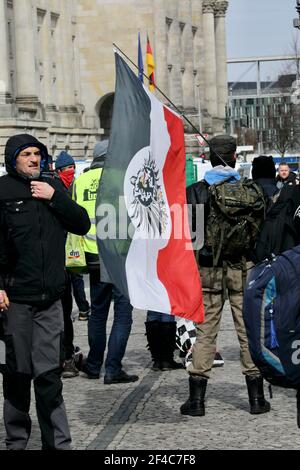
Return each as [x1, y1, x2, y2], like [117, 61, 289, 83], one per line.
[209, 135, 237, 168]
[252, 155, 276, 180]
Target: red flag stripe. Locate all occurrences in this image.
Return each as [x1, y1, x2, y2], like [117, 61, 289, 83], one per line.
[156, 107, 204, 323]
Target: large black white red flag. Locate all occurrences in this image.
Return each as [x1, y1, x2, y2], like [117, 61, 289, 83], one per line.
[96, 53, 204, 323]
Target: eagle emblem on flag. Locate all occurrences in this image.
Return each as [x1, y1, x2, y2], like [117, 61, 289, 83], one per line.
[129, 152, 168, 237]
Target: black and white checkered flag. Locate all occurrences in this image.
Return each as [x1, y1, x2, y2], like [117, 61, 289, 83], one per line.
[175, 317, 197, 367]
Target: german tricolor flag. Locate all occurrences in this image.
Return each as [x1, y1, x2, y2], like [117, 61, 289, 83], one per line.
[146, 35, 155, 92]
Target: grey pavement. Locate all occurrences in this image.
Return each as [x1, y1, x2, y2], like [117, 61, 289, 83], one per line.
[0, 300, 300, 450]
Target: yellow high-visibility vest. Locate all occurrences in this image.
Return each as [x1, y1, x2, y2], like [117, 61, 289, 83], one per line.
[73, 168, 102, 254]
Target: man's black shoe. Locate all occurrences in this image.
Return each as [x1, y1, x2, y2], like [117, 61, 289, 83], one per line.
[104, 370, 139, 384]
[81, 363, 100, 379]
[212, 351, 224, 368]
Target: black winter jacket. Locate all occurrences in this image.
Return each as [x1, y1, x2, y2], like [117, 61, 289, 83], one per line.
[291, 185, 300, 235]
[276, 171, 297, 188]
[0, 134, 91, 305]
[253, 178, 278, 199]
[186, 180, 215, 267]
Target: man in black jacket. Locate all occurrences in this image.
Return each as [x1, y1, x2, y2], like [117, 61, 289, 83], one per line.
[0, 134, 90, 450]
[276, 161, 297, 190]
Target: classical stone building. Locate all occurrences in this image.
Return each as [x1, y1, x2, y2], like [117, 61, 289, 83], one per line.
[0, 0, 99, 162]
[77, 0, 229, 152]
[0, 0, 229, 163]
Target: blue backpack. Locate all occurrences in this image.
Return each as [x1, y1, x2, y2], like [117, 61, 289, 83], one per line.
[243, 246, 300, 390]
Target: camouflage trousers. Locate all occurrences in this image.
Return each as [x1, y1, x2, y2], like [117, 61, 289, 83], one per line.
[187, 262, 260, 379]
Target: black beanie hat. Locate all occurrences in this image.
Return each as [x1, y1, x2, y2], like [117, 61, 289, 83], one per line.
[252, 155, 276, 180]
[209, 135, 237, 168]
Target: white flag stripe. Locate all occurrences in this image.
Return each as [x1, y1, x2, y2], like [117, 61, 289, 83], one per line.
[124, 91, 172, 312]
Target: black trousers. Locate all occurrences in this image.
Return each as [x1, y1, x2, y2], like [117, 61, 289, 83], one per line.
[3, 368, 71, 450]
[61, 272, 74, 360]
[1, 301, 71, 449]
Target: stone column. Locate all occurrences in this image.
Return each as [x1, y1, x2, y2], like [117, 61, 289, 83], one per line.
[13, 0, 38, 103]
[72, 19, 81, 105]
[215, 1, 228, 119]
[0, 0, 11, 102]
[61, 0, 75, 106]
[192, 0, 204, 83]
[153, 0, 168, 97]
[164, 0, 182, 106]
[179, 0, 194, 110]
[202, 0, 217, 118]
[55, 2, 74, 109]
[50, 11, 60, 109]
[167, 18, 183, 108]
[192, 0, 208, 131]
[40, 10, 53, 107]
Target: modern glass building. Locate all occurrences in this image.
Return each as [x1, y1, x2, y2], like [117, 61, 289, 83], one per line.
[226, 74, 298, 155]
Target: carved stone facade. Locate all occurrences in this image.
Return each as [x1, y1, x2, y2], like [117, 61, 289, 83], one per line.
[0, 0, 101, 162]
[0, 0, 229, 162]
[77, 0, 229, 150]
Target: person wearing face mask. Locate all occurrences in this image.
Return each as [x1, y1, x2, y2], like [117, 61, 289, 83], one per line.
[55, 151, 76, 190]
[55, 152, 90, 378]
[55, 153, 90, 320]
[0, 134, 90, 449]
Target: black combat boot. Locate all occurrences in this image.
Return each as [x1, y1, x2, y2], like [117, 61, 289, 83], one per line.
[245, 375, 271, 414]
[297, 389, 300, 428]
[180, 375, 207, 416]
[145, 321, 161, 371]
[159, 322, 184, 370]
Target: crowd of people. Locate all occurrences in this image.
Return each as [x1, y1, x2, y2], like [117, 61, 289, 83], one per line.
[0, 131, 300, 449]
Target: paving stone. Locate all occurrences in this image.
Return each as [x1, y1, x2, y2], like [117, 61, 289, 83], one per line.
[1, 301, 300, 450]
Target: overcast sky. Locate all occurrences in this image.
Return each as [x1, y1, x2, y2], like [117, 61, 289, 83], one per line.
[226, 0, 299, 82]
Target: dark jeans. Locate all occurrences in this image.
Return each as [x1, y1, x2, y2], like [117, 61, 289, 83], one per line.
[147, 311, 175, 322]
[86, 270, 133, 377]
[70, 272, 90, 313]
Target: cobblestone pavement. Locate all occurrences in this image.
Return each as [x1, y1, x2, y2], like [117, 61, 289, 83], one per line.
[0, 301, 300, 450]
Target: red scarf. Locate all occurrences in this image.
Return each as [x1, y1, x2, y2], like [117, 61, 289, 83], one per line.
[59, 168, 75, 189]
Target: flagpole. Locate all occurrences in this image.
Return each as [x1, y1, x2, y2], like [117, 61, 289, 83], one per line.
[112, 43, 229, 167]
[112, 43, 210, 146]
